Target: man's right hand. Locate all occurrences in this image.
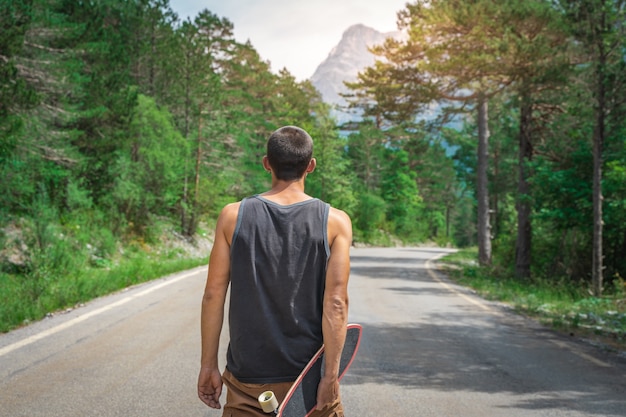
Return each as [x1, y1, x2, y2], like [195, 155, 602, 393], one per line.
[198, 367, 223, 409]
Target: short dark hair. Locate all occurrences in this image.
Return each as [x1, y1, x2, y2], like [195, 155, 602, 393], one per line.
[266, 126, 313, 181]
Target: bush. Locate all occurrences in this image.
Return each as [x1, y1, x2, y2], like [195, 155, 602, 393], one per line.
[354, 192, 387, 241]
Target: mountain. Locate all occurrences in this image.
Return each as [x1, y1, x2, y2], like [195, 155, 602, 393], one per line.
[310, 24, 403, 122]
[310, 24, 455, 129]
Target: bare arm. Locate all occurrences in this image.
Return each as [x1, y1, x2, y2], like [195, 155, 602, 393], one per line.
[197, 203, 238, 409]
[316, 207, 352, 410]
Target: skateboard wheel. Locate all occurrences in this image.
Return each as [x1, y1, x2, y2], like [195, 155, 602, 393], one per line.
[258, 390, 279, 413]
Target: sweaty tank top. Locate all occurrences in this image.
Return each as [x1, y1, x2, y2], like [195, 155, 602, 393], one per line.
[226, 195, 330, 383]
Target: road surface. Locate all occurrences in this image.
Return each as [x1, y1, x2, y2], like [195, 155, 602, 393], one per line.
[0, 247, 625, 416]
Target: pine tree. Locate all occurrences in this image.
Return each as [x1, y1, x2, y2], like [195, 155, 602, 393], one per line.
[348, 0, 571, 276]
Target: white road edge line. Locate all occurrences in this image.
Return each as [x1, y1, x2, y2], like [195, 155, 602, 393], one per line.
[425, 254, 611, 368]
[0, 267, 207, 358]
[548, 338, 611, 367]
[425, 254, 492, 312]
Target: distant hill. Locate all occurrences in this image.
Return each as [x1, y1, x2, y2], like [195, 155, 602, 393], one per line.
[310, 24, 403, 123]
[310, 24, 459, 129]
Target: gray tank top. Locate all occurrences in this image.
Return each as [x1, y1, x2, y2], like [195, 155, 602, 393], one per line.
[226, 195, 330, 383]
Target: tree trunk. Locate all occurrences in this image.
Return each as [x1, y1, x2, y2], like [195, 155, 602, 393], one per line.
[476, 95, 492, 265]
[188, 113, 202, 237]
[592, 49, 606, 296]
[180, 56, 191, 236]
[492, 145, 500, 237]
[515, 94, 533, 279]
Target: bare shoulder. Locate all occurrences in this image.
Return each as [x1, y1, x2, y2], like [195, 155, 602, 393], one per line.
[220, 201, 241, 221]
[328, 207, 351, 227]
[327, 207, 352, 245]
[216, 201, 241, 244]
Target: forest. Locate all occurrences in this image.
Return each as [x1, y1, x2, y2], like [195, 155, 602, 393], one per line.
[1, 0, 625, 331]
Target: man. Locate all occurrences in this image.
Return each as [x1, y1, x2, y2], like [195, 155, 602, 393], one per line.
[198, 125, 352, 417]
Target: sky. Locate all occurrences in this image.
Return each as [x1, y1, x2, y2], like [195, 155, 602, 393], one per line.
[168, 0, 409, 81]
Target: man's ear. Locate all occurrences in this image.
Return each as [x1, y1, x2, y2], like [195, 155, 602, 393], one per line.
[306, 158, 316, 174]
[262, 156, 272, 172]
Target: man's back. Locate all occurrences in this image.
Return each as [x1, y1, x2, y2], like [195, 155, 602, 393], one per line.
[198, 125, 352, 415]
[227, 196, 330, 383]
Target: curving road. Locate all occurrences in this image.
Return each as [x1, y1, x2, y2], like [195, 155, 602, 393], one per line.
[0, 247, 625, 416]
[341, 248, 626, 417]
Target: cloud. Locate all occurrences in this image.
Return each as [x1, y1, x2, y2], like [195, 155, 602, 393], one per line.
[169, 0, 407, 80]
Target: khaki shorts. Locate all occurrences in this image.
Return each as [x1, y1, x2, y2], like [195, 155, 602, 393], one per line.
[221, 369, 344, 417]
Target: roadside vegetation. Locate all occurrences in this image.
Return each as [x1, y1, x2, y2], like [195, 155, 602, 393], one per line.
[441, 249, 626, 352]
[2, 1, 625, 340]
[0, 218, 208, 333]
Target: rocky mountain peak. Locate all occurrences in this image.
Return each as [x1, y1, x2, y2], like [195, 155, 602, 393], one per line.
[310, 24, 403, 120]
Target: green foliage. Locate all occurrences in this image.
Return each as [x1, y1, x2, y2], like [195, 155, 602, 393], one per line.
[342, 120, 457, 244]
[4, 0, 626, 332]
[353, 192, 387, 241]
[0, 0, 38, 119]
[381, 148, 424, 239]
[109, 94, 187, 233]
[345, 122, 386, 191]
[0, 241, 208, 333]
[442, 248, 626, 346]
[305, 108, 357, 216]
[0, 1, 371, 332]
[451, 193, 476, 248]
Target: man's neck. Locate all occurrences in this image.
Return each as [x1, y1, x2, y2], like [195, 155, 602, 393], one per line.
[260, 178, 312, 205]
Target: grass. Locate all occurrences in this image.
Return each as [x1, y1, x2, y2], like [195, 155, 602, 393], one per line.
[4, 239, 625, 354]
[0, 248, 207, 333]
[440, 248, 626, 352]
[1, 213, 213, 333]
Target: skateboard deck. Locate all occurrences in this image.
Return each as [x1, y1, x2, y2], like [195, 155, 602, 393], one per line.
[258, 323, 362, 417]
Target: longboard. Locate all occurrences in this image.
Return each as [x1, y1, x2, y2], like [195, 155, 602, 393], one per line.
[258, 323, 362, 416]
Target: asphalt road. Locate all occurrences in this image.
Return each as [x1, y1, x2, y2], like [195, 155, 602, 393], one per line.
[1, 247, 625, 417]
